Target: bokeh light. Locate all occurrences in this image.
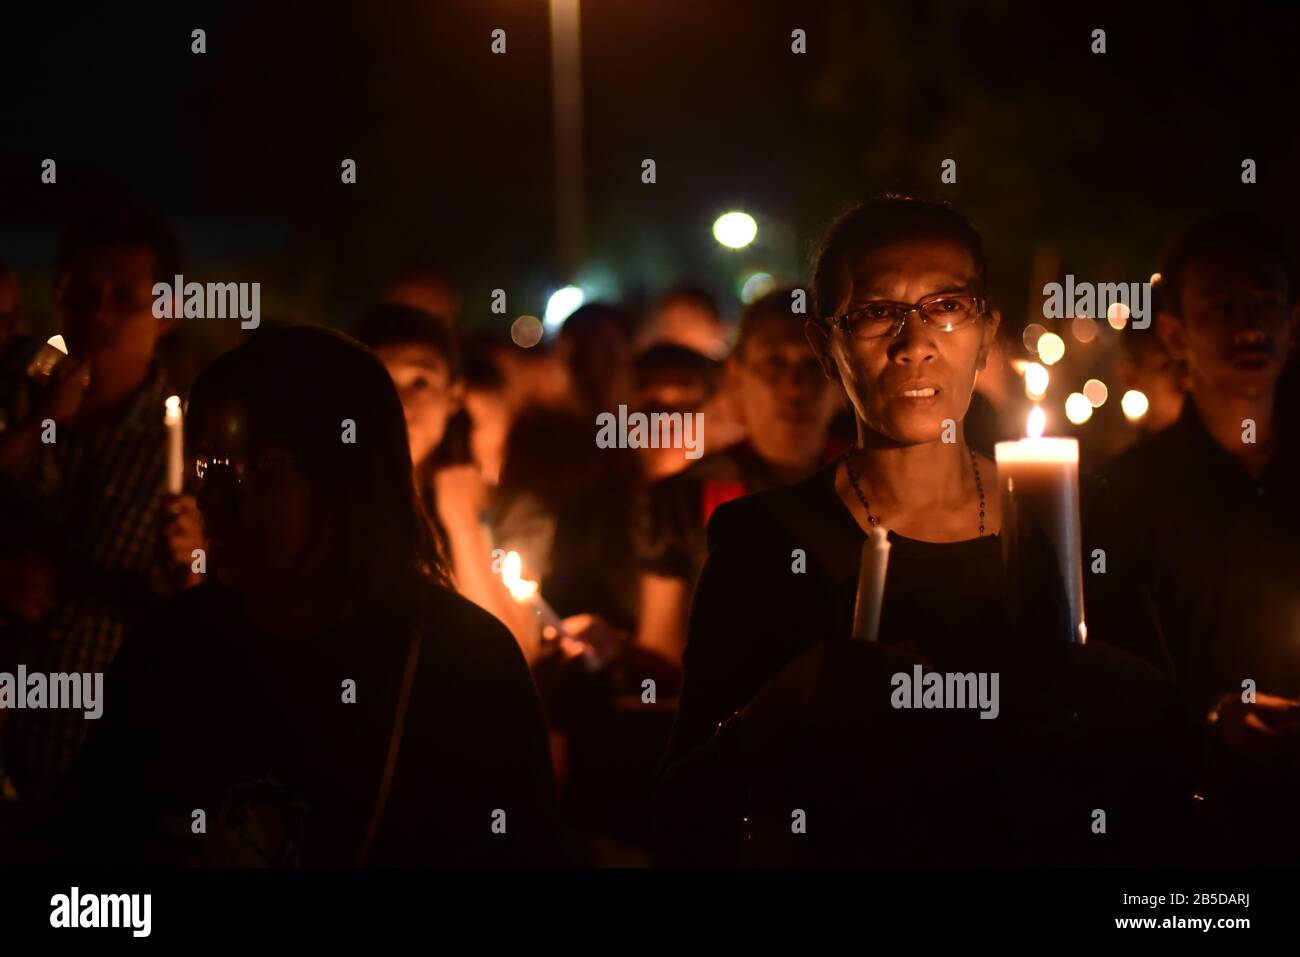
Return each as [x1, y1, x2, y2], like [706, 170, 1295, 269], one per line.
[1024, 362, 1049, 399]
[511, 315, 544, 348]
[1065, 392, 1093, 425]
[1037, 332, 1065, 365]
[740, 271, 775, 303]
[1121, 389, 1150, 420]
[712, 211, 758, 249]
[1071, 315, 1098, 343]
[1022, 323, 1046, 353]
[1083, 378, 1108, 408]
[1107, 301, 1130, 330]
[544, 286, 584, 330]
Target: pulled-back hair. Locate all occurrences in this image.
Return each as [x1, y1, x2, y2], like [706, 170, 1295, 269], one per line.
[809, 195, 989, 321]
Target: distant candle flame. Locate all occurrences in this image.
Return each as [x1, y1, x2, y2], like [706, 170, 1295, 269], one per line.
[1026, 405, 1046, 439]
[500, 550, 539, 602]
[47, 335, 68, 355]
[164, 394, 182, 423]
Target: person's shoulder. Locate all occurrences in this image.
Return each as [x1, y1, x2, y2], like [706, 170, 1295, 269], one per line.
[1097, 423, 1186, 496]
[417, 582, 526, 672]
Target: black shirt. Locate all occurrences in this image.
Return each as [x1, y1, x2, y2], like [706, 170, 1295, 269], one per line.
[658, 460, 1187, 865]
[665, 460, 1008, 762]
[1086, 396, 1300, 719]
[40, 580, 561, 866]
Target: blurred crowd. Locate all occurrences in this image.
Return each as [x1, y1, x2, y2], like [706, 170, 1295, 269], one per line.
[0, 196, 1297, 866]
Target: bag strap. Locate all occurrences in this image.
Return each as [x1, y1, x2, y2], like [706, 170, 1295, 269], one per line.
[356, 625, 423, 866]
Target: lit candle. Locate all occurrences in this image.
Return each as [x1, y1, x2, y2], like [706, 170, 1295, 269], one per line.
[995, 406, 1087, 644]
[164, 395, 184, 496]
[500, 550, 568, 639]
[852, 525, 891, 643]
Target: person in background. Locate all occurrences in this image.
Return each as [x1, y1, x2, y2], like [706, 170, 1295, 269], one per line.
[351, 304, 533, 654]
[632, 287, 844, 667]
[381, 264, 460, 329]
[1115, 293, 1188, 438]
[1087, 211, 1300, 863]
[643, 284, 729, 360]
[460, 345, 514, 488]
[0, 202, 205, 806]
[33, 324, 560, 866]
[632, 343, 722, 481]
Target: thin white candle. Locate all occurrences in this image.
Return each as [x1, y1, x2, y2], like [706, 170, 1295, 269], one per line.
[995, 408, 1086, 643]
[164, 395, 184, 495]
[852, 525, 891, 642]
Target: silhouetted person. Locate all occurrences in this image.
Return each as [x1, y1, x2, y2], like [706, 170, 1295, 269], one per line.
[37, 324, 560, 866]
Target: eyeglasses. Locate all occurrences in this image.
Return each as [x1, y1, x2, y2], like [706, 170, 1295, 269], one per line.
[829, 294, 987, 340]
[194, 454, 295, 489]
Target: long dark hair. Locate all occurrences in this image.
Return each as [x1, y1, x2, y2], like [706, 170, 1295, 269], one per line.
[186, 322, 453, 614]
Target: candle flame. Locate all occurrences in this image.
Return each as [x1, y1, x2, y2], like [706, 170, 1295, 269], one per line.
[46, 335, 68, 355]
[500, 550, 539, 602]
[1026, 405, 1046, 439]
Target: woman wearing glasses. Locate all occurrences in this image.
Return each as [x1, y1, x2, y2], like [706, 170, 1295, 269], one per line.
[655, 196, 1187, 866]
[41, 324, 561, 866]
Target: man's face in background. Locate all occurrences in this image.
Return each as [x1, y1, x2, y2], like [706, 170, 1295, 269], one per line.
[56, 243, 168, 386]
[1161, 255, 1295, 400]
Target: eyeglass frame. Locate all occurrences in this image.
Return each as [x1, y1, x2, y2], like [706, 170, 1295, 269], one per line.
[827, 293, 990, 341]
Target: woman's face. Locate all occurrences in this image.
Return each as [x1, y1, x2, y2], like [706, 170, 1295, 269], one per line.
[192, 403, 315, 592]
[373, 344, 461, 467]
[809, 237, 999, 446]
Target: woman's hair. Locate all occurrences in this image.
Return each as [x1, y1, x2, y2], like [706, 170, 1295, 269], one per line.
[809, 195, 989, 321]
[187, 322, 452, 608]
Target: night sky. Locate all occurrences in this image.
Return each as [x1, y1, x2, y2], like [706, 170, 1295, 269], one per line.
[2, 0, 1297, 333]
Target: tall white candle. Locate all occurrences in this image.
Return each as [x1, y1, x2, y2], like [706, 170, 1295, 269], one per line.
[164, 395, 184, 495]
[852, 525, 891, 642]
[994, 408, 1086, 643]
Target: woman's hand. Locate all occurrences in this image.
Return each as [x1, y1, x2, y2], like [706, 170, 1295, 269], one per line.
[161, 494, 206, 589]
[544, 613, 628, 665]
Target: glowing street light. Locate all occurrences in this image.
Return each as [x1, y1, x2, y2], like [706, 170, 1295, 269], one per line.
[712, 211, 757, 249]
[544, 285, 585, 331]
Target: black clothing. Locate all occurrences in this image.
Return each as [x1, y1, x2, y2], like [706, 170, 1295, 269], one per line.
[657, 461, 1190, 866]
[36, 579, 561, 866]
[1087, 396, 1300, 718]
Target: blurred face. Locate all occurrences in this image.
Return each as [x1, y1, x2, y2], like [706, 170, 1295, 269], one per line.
[808, 237, 998, 447]
[56, 244, 169, 379]
[729, 316, 839, 461]
[655, 301, 726, 358]
[192, 404, 315, 592]
[373, 343, 462, 466]
[1159, 257, 1295, 400]
[635, 374, 711, 478]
